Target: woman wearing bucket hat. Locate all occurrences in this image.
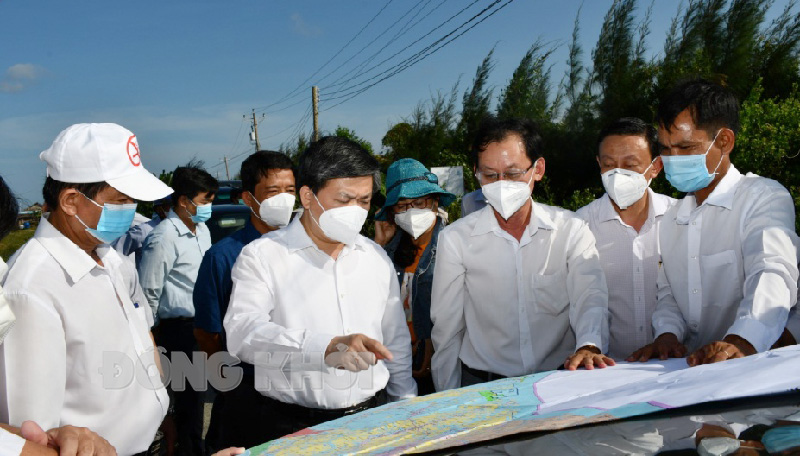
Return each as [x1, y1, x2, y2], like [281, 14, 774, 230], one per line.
[375, 158, 455, 395]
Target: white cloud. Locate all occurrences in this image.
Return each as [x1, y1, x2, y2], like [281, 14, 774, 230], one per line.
[0, 63, 44, 93]
[290, 13, 322, 37]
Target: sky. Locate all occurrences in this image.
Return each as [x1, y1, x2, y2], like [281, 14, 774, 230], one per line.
[0, 0, 791, 206]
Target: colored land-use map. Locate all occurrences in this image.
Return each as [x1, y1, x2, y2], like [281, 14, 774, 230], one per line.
[248, 346, 800, 455]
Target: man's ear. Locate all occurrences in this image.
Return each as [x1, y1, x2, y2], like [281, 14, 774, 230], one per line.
[59, 189, 81, 216]
[299, 186, 314, 210]
[649, 156, 664, 179]
[717, 128, 735, 157]
[241, 190, 256, 207]
[532, 158, 545, 182]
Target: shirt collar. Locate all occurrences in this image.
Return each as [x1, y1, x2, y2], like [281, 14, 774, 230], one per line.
[471, 199, 556, 237]
[167, 209, 194, 236]
[599, 189, 670, 224]
[283, 215, 367, 254]
[675, 165, 742, 224]
[703, 164, 741, 209]
[34, 217, 110, 283]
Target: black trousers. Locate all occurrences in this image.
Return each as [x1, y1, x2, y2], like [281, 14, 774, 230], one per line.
[155, 318, 205, 456]
[217, 376, 386, 449]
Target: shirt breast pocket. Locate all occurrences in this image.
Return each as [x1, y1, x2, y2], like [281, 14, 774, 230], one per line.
[700, 250, 740, 305]
[529, 271, 569, 315]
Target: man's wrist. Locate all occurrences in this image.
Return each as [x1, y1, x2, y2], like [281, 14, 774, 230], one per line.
[576, 345, 601, 355]
[723, 334, 756, 356]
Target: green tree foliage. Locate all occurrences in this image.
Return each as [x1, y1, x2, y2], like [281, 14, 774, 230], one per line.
[497, 41, 557, 123]
[381, 0, 800, 223]
[735, 82, 800, 228]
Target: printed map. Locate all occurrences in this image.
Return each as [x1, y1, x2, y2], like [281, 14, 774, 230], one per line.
[248, 346, 800, 455]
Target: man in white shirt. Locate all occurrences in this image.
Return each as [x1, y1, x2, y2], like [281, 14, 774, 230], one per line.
[431, 116, 612, 392]
[224, 136, 416, 444]
[0, 123, 173, 455]
[138, 164, 216, 456]
[629, 79, 799, 366]
[576, 118, 677, 359]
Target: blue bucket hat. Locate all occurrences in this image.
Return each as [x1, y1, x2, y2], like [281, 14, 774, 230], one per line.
[376, 158, 456, 221]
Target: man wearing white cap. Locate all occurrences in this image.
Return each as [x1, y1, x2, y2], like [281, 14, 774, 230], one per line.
[0, 123, 173, 455]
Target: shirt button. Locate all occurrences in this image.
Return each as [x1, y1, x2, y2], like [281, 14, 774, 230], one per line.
[691, 256, 697, 259]
[692, 289, 698, 294]
[639, 326, 644, 331]
[692, 221, 697, 225]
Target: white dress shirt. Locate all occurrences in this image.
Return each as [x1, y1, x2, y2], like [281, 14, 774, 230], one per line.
[654, 165, 799, 353]
[0, 259, 15, 344]
[138, 210, 211, 320]
[430, 201, 609, 391]
[0, 218, 168, 456]
[0, 428, 24, 456]
[576, 190, 677, 359]
[223, 217, 416, 409]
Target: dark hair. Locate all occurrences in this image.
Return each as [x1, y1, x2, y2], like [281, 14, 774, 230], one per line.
[657, 78, 740, 136]
[170, 164, 219, 205]
[240, 150, 296, 194]
[42, 177, 110, 211]
[470, 116, 544, 169]
[0, 176, 19, 240]
[597, 117, 659, 158]
[298, 136, 380, 194]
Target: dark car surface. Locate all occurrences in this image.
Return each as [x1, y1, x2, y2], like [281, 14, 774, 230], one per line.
[206, 204, 250, 244]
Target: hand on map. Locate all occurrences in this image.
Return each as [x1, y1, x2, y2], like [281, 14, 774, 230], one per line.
[211, 447, 246, 456]
[686, 335, 756, 367]
[21, 420, 117, 456]
[563, 345, 615, 370]
[325, 334, 394, 372]
[627, 332, 687, 362]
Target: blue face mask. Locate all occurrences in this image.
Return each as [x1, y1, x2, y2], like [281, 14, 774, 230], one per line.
[762, 426, 800, 454]
[661, 130, 722, 193]
[76, 192, 137, 244]
[188, 199, 213, 223]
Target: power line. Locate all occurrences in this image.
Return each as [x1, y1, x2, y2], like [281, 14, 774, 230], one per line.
[315, 0, 436, 92]
[321, 0, 485, 98]
[323, 0, 517, 110]
[253, 0, 395, 114]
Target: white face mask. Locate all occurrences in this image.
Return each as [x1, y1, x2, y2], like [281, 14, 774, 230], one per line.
[394, 208, 436, 240]
[311, 194, 368, 245]
[249, 192, 295, 227]
[480, 169, 534, 219]
[600, 159, 655, 210]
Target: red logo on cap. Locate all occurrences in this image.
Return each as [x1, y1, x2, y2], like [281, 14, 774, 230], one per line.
[127, 135, 141, 167]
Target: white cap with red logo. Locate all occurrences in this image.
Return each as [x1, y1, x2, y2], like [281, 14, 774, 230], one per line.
[40, 123, 173, 201]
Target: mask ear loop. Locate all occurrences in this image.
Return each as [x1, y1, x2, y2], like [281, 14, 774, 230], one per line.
[309, 193, 327, 232]
[706, 130, 725, 176]
[641, 156, 659, 186]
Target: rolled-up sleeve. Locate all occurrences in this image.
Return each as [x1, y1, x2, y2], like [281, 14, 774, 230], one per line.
[0, 292, 66, 430]
[223, 243, 335, 372]
[565, 220, 609, 354]
[727, 187, 798, 352]
[430, 231, 466, 391]
[380, 268, 417, 400]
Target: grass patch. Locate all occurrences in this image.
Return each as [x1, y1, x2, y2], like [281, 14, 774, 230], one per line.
[0, 229, 35, 262]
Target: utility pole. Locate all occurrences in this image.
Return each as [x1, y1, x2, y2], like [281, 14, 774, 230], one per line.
[252, 109, 262, 152]
[223, 156, 231, 180]
[312, 86, 319, 142]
